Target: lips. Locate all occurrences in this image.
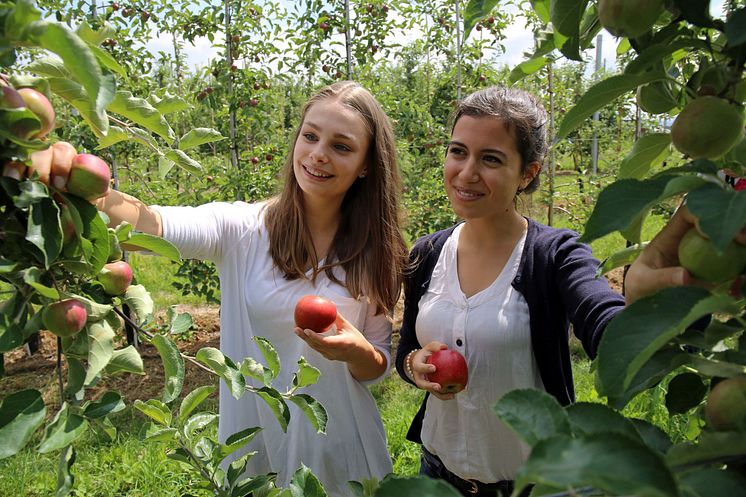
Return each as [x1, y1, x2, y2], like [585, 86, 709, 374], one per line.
[302, 164, 333, 179]
[453, 186, 484, 200]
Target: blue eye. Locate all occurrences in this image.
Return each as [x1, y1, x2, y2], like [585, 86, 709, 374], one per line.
[334, 143, 351, 152]
[303, 133, 317, 141]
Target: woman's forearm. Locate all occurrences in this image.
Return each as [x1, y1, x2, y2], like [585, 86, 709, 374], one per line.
[346, 341, 387, 382]
[95, 190, 162, 236]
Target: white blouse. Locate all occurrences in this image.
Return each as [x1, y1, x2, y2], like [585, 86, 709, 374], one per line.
[154, 201, 393, 497]
[416, 223, 544, 482]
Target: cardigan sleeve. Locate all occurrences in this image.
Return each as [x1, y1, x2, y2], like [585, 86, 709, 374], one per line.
[552, 230, 625, 358]
[394, 242, 427, 386]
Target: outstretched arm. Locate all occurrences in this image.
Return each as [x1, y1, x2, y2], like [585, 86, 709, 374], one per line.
[29, 141, 162, 236]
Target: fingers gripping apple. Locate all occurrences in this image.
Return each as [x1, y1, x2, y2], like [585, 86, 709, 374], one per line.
[294, 295, 337, 333]
[426, 349, 469, 394]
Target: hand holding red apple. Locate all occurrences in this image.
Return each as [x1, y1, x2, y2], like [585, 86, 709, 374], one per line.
[409, 342, 468, 400]
[294, 295, 337, 333]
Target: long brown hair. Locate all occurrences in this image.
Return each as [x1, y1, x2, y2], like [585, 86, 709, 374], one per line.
[265, 81, 406, 315]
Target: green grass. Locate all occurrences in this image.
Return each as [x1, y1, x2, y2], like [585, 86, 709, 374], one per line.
[128, 252, 210, 309]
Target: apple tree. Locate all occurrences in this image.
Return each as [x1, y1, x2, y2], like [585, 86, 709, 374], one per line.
[0, 2, 329, 495]
[432, 1, 746, 496]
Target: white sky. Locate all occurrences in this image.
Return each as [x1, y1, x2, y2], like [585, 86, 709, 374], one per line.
[151, 0, 726, 74]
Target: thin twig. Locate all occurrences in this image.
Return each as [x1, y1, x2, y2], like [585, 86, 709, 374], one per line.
[112, 307, 214, 374]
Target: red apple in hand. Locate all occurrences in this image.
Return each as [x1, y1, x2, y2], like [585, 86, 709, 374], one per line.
[294, 295, 337, 333]
[426, 349, 468, 394]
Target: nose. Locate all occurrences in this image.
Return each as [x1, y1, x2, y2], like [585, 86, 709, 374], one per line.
[309, 143, 329, 163]
[458, 157, 479, 182]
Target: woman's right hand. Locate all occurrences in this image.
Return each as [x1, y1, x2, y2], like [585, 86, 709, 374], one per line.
[409, 341, 457, 400]
[28, 141, 81, 191]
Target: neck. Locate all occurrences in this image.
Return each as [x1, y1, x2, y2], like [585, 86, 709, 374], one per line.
[302, 195, 342, 253]
[460, 211, 527, 248]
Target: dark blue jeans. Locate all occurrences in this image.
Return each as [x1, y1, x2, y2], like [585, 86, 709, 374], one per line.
[419, 446, 530, 497]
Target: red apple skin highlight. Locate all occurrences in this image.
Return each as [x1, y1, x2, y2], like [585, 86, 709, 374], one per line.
[42, 299, 87, 337]
[294, 295, 337, 333]
[17, 87, 56, 139]
[426, 349, 469, 394]
[98, 261, 133, 295]
[67, 154, 111, 200]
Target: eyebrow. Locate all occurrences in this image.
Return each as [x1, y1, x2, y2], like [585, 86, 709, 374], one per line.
[304, 121, 356, 142]
[448, 140, 508, 161]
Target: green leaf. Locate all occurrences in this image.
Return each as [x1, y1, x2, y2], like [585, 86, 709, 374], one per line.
[597, 242, 647, 276]
[226, 452, 254, 487]
[85, 43, 126, 78]
[84, 320, 115, 386]
[0, 389, 46, 459]
[666, 431, 746, 467]
[148, 92, 189, 115]
[580, 174, 708, 243]
[462, 0, 500, 40]
[65, 358, 85, 400]
[597, 287, 738, 400]
[124, 233, 181, 262]
[178, 385, 216, 425]
[168, 308, 193, 336]
[509, 56, 550, 85]
[158, 157, 175, 179]
[492, 389, 570, 446]
[122, 284, 154, 325]
[514, 433, 678, 497]
[725, 8, 746, 46]
[557, 71, 664, 141]
[288, 394, 327, 435]
[133, 399, 172, 427]
[284, 464, 328, 497]
[45, 77, 108, 137]
[374, 476, 461, 497]
[164, 149, 203, 175]
[232, 474, 276, 497]
[665, 372, 707, 415]
[95, 125, 128, 149]
[55, 445, 75, 497]
[292, 357, 321, 389]
[686, 185, 746, 252]
[38, 404, 89, 453]
[679, 467, 746, 497]
[217, 426, 261, 463]
[566, 402, 641, 440]
[629, 419, 672, 455]
[256, 387, 289, 432]
[105, 345, 145, 375]
[178, 128, 225, 150]
[550, 0, 589, 60]
[25, 21, 115, 123]
[109, 90, 174, 141]
[4, 0, 41, 40]
[62, 194, 109, 274]
[23, 56, 70, 78]
[240, 357, 272, 384]
[22, 267, 59, 299]
[69, 295, 111, 323]
[624, 39, 709, 75]
[183, 412, 218, 438]
[144, 427, 178, 442]
[151, 334, 184, 403]
[254, 336, 280, 380]
[82, 391, 125, 419]
[195, 347, 246, 399]
[618, 134, 671, 180]
[27, 197, 62, 268]
[74, 19, 115, 46]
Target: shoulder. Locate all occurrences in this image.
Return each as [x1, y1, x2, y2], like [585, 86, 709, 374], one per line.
[410, 224, 460, 259]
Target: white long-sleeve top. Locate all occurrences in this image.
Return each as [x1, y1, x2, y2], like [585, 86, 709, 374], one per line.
[154, 201, 393, 496]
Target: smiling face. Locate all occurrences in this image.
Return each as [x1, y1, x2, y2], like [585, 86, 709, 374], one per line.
[444, 115, 538, 222]
[293, 98, 370, 208]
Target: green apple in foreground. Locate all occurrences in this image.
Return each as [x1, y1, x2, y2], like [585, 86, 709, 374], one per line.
[678, 228, 746, 283]
[705, 377, 746, 431]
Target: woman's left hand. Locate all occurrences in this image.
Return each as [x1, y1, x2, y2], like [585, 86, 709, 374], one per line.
[294, 312, 368, 362]
[295, 312, 386, 381]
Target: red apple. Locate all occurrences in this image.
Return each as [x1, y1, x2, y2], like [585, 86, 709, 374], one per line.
[67, 153, 111, 200]
[426, 349, 468, 394]
[294, 295, 337, 333]
[17, 88, 56, 139]
[42, 299, 87, 337]
[97, 260, 133, 295]
[1, 85, 25, 110]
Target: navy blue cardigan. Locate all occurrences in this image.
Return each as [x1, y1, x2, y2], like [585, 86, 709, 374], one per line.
[395, 218, 626, 444]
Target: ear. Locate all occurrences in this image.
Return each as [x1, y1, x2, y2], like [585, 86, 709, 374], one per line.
[522, 162, 541, 189]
